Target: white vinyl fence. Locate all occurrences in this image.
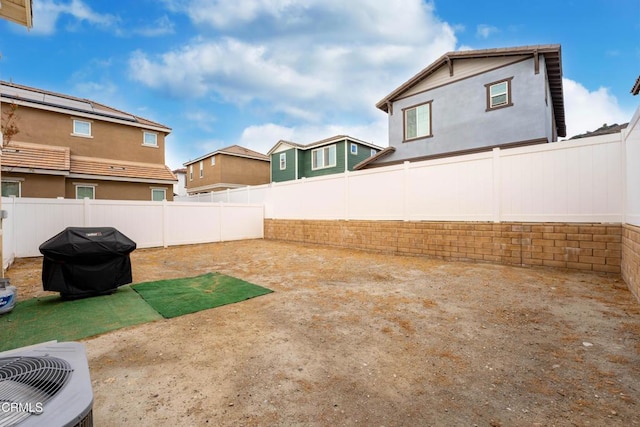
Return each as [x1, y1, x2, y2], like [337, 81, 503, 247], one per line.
[2, 198, 263, 269]
[178, 133, 628, 224]
[625, 106, 640, 226]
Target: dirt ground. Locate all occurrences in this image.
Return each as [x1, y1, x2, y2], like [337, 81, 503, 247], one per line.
[6, 239, 640, 426]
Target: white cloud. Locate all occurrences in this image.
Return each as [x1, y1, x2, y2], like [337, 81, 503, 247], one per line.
[135, 15, 175, 37]
[129, 0, 457, 129]
[237, 117, 388, 156]
[238, 124, 295, 154]
[562, 78, 633, 138]
[476, 24, 498, 39]
[184, 110, 218, 132]
[31, 0, 118, 35]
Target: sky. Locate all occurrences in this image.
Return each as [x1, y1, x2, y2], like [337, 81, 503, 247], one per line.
[0, 0, 638, 170]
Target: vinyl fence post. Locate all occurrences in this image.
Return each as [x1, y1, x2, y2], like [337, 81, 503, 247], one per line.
[492, 147, 501, 223]
[219, 201, 224, 242]
[344, 170, 350, 221]
[162, 199, 168, 248]
[83, 197, 91, 226]
[403, 161, 410, 221]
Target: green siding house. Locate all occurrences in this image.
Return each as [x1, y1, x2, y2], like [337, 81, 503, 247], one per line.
[268, 135, 384, 182]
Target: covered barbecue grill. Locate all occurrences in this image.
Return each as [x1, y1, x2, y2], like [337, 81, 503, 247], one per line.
[39, 227, 136, 299]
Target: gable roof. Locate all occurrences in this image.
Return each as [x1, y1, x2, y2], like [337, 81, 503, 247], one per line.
[569, 122, 629, 140]
[376, 44, 566, 137]
[184, 144, 269, 166]
[0, 81, 171, 132]
[267, 135, 384, 155]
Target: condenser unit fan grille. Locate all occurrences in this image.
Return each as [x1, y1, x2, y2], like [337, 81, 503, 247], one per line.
[0, 356, 73, 427]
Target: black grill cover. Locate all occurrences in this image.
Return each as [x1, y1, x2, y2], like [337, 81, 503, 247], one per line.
[39, 227, 137, 298]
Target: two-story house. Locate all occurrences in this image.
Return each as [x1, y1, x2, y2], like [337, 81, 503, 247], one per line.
[268, 135, 383, 182]
[183, 145, 270, 194]
[359, 45, 566, 168]
[1, 81, 176, 200]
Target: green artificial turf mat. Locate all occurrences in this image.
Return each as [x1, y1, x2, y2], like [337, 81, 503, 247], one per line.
[132, 272, 273, 319]
[0, 286, 163, 352]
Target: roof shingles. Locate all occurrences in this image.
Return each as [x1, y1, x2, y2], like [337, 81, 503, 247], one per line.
[2, 141, 69, 171]
[70, 156, 176, 182]
[1, 141, 175, 182]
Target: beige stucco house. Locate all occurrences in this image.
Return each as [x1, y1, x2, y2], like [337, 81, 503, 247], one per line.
[184, 145, 270, 194]
[0, 81, 176, 201]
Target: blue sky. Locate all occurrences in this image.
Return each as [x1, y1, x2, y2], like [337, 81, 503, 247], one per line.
[1, 0, 638, 169]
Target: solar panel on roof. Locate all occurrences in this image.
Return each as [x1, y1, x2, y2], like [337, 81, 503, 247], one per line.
[1, 86, 45, 103]
[1, 83, 138, 122]
[92, 106, 136, 121]
[42, 93, 93, 112]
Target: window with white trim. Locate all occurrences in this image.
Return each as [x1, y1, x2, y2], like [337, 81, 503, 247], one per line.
[485, 77, 514, 110]
[350, 143, 357, 155]
[151, 188, 166, 201]
[403, 101, 432, 141]
[211, 155, 216, 166]
[279, 153, 286, 170]
[189, 165, 193, 181]
[72, 119, 92, 137]
[370, 148, 376, 157]
[199, 161, 204, 178]
[312, 145, 337, 170]
[143, 131, 158, 147]
[1, 180, 21, 197]
[75, 185, 95, 199]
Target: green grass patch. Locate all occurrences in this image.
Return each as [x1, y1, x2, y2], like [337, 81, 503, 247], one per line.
[0, 286, 162, 352]
[132, 272, 273, 318]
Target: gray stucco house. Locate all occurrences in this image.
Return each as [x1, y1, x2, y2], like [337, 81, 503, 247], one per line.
[358, 45, 566, 168]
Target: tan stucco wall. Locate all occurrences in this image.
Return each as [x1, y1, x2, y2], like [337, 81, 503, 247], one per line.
[4, 103, 167, 164]
[2, 172, 66, 198]
[186, 154, 270, 192]
[64, 179, 174, 201]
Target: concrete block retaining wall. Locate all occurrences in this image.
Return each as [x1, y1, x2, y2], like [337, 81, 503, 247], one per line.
[622, 224, 640, 302]
[264, 219, 623, 273]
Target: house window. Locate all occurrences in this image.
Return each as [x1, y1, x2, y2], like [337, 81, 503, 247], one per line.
[199, 161, 204, 178]
[211, 155, 216, 166]
[279, 153, 286, 170]
[403, 101, 432, 141]
[151, 188, 166, 201]
[72, 119, 92, 137]
[485, 77, 514, 110]
[350, 143, 357, 155]
[1, 180, 21, 197]
[143, 131, 158, 147]
[189, 165, 193, 181]
[312, 145, 337, 170]
[370, 148, 376, 157]
[75, 185, 95, 199]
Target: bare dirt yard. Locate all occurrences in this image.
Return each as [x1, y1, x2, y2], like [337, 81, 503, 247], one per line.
[7, 239, 640, 426]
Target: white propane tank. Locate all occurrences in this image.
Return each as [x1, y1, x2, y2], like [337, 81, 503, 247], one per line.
[0, 278, 17, 314]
